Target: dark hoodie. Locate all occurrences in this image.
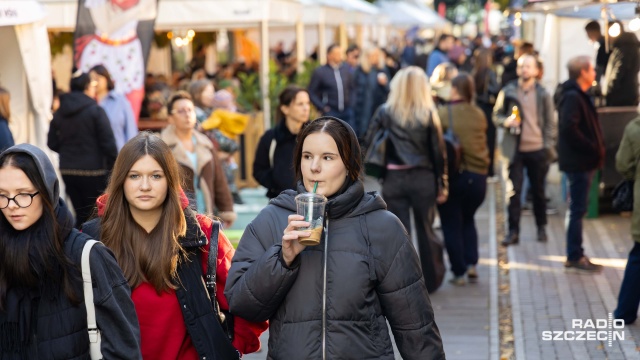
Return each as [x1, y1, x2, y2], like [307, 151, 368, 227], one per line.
[47, 92, 118, 171]
[557, 80, 605, 172]
[252, 120, 300, 199]
[225, 120, 445, 359]
[0, 144, 141, 359]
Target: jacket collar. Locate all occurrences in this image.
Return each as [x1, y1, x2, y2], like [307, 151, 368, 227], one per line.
[296, 180, 365, 219]
[161, 125, 214, 176]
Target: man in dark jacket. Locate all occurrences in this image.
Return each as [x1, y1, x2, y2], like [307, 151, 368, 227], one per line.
[557, 55, 605, 273]
[494, 55, 556, 246]
[308, 44, 354, 128]
[604, 26, 640, 107]
[584, 20, 610, 83]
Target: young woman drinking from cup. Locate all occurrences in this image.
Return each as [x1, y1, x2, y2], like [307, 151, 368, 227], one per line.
[0, 144, 141, 359]
[81, 132, 267, 359]
[225, 117, 445, 359]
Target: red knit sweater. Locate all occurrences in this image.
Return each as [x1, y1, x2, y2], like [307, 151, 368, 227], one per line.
[95, 194, 268, 359]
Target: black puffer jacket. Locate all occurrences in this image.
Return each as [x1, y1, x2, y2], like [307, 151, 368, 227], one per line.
[225, 181, 445, 360]
[48, 92, 118, 171]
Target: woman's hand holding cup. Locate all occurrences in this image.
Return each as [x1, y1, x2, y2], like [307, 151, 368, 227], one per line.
[282, 214, 310, 266]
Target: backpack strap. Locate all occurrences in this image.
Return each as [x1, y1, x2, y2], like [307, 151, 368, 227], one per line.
[205, 221, 220, 299]
[269, 138, 277, 168]
[82, 240, 102, 359]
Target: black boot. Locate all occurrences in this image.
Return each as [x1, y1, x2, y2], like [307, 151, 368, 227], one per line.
[501, 232, 519, 247]
[537, 227, 548, 242]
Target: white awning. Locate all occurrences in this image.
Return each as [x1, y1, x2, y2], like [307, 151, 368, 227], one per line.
[40, 0, 303, 31]
[298, 0, 346, 26]
[376, 0, 448, 28]
[552, 1, 637, 20]
[156, 0, 303, 30]
[0, 0, 46, 27]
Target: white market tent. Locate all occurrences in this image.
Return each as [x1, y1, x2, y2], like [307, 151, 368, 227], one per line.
[41, 0, 304, 128]
[376, 0, 449, 29]
[0, 0, 52, 149]
[523, 1, 639, 92]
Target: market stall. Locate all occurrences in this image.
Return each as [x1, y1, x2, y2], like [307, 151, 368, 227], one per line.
[0, 0, 52, 148]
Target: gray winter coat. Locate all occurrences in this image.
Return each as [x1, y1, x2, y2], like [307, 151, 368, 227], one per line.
[225, 181, 445, 360]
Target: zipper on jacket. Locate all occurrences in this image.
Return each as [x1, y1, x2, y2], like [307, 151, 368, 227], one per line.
[322, 218, 329, 360]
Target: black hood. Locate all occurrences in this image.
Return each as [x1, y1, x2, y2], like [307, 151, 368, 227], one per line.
[1, 144, 61, 209]
[270, 181, 386, 219]
[57, 92, 97, 117]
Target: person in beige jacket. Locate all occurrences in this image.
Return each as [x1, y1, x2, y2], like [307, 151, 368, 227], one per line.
[161, 91, 236, 228]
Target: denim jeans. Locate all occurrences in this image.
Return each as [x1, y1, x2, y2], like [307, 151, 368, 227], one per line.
[565, 171, 594, 261]
[437, 171, 488, 276]
[614, 241, 640, 324]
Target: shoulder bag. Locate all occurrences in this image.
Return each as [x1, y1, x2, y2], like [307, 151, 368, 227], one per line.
[82, 240, 102, 360]
[364, 107, 389, 179]
[443, 104, 462, 181]
[205, 221, 241, 360]
[612, 179, 634, 212]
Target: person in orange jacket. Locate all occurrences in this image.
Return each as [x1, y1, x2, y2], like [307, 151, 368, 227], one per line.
[82, 132, 267, 359]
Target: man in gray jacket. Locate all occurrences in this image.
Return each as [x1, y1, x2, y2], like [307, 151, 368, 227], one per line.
[494, 54, 557, 246]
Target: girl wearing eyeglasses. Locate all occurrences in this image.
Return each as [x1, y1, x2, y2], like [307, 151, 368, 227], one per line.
[81, 132, 267, 358]
[0, 144, 141, 359]
[160, 91, 236, 228]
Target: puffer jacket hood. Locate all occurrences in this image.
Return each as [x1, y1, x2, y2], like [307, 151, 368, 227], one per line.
[270, 180, 386, 219]
[1, 143, 61, 209]
[57, 92, 98, 118]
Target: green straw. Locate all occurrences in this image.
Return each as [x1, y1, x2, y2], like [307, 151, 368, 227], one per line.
[313, 181, 318, 193]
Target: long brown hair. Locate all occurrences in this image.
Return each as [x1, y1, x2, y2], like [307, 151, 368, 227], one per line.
[472, 48, 493, 96]
[0, 87, 10, 121]
[100, 132, 186, 292]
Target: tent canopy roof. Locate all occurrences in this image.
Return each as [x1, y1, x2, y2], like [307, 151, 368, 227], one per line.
[0, 0, 46, 27]
[552, 1, 638, 20]
[376, 0, 448, 28]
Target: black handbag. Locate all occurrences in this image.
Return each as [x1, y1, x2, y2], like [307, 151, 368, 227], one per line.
[443, 104, 462, 181]
[364, 110, 390, 179]
[205, 221, 241, 359]
[612, 180, 634, 212]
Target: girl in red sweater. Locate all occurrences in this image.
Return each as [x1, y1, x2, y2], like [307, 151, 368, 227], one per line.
[82, 132, 267, 359]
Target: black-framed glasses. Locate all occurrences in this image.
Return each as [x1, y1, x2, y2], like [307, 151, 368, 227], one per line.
[0, 192, 40, 209]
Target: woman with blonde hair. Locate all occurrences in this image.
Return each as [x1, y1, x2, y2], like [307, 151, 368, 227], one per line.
[365, 65, 447, 293]
[353, 46, 390, 141]
[0, 87, 14, 152]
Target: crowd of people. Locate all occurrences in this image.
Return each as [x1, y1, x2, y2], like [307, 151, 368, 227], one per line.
[2, 21, 640, 359]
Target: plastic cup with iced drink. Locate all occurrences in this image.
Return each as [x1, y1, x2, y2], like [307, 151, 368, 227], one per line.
[295, 193, 327, 246]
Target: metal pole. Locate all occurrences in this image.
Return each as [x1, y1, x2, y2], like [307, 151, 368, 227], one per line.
[260, 19, 271, 129]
